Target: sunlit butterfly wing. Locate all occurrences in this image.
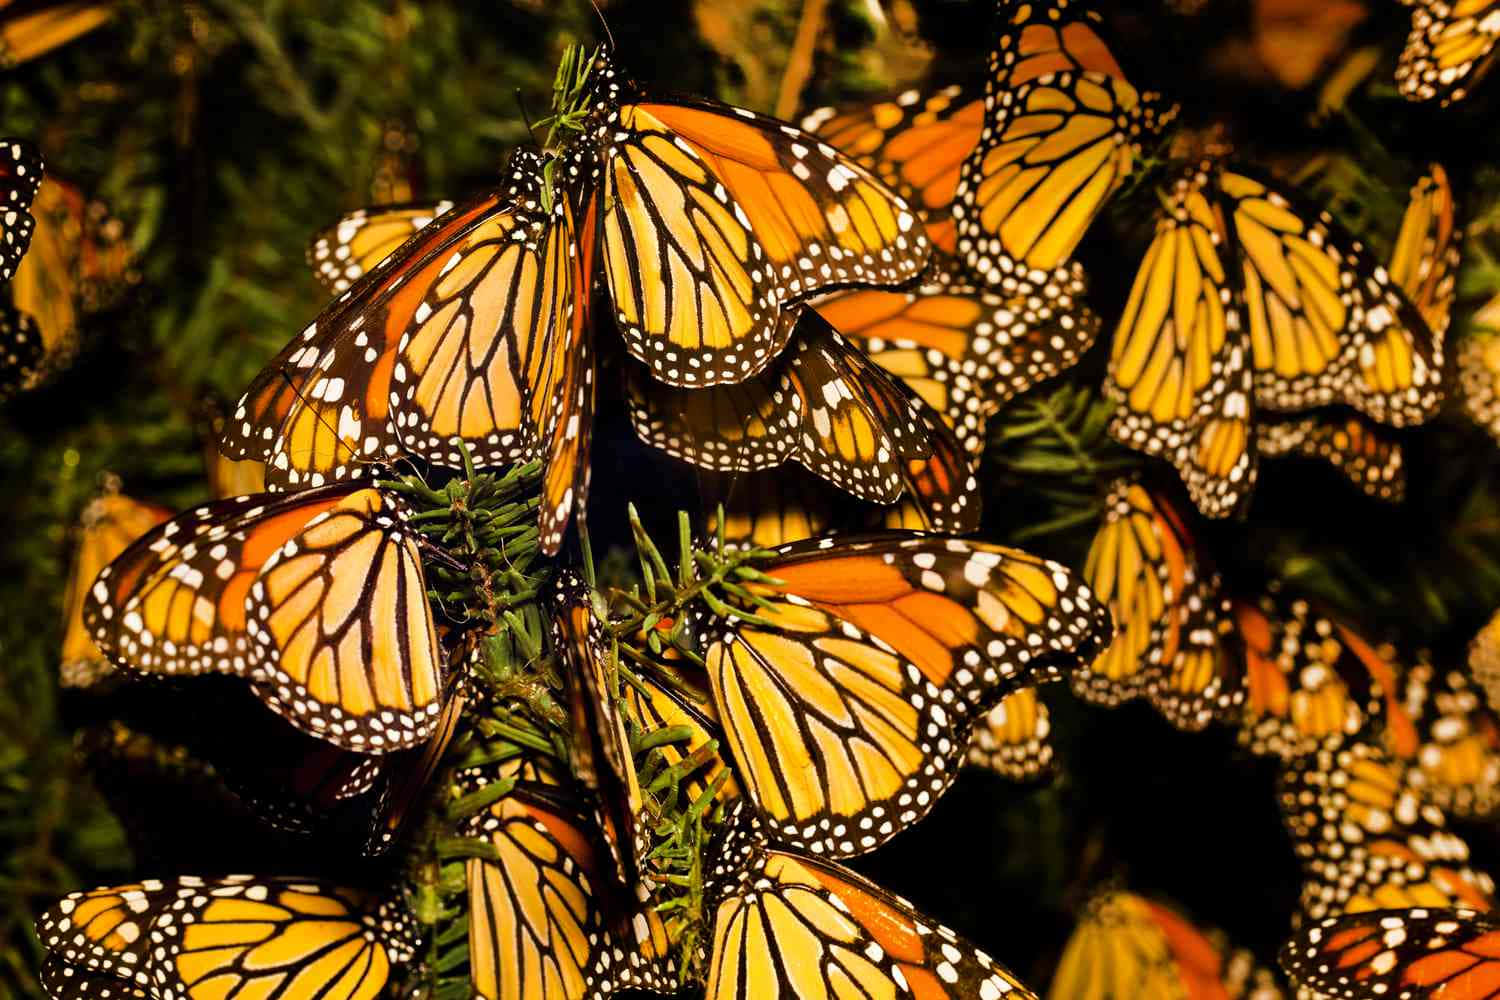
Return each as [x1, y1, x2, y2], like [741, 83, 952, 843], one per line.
[1257, 411, 1406, 502]
[1397, 0, 1500, 105]
[1277, 739, 1495, 922]
[59, 492, 171, 689]
[198, 394, 268, 499]
[1047, 890, 1280, 1000]
[1281, 906, 1500, 998]
[307, 200, 455, 294]
[1392, 658, 1500, 820]
[363, 682, 468, 853]
[1388, 165, 1459, 341]
[1107, 163, 1255, 518]
[589, 50, 930, 387]
[142, 877, 415, 1000]
[700, 534, 1110, 855]
[879, 400, 980, 533]
[626, 313, 931, 504]
[0, 2, 113, 66]
[40, 953, 150, 1000]
[704, 805, 1038, 1000]
[1235, 593, 1411, 761]
[953, 0, 1178, 289]
[814, 266, 1100, 457]
[1217, 165, 1444, 427]
[36, 883, 166, 988]
[0, 136, 41, 281]
[802, 84, 984, 254]
[966, 686, 1056, 780]
[83, 484, 446, 752]
[462, 781, 676, 1000]
[553, 572, 648, 887]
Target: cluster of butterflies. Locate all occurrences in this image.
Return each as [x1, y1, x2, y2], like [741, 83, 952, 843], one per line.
[0, 132, 134, 398]
[24, 2, 1500, 1000]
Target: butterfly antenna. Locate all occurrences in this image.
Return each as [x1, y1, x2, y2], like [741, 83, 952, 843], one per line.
[516, 89, 541, 150]
[588, 0, 616, 51]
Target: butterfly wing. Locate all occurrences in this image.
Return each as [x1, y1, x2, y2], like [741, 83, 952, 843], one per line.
[1146, 574, 1242, 732]
[40, 953, 150, 1000]
[628, 313, 931, 504]
[1459, 320, 1500, 445]
[1077, 480, 1188, 706]
[1218, 166, 1444, 426]
[954, 0, 1177, 285]
[1278, 740, 1495, 921]
[879, 401, 980, 533]
[84, 485, 446, 752]
[701, 535, 1109, 855]
[814, 271, 1100, 457]
[1394, 659, 1500, 820]
[966, 686, 1055, 780]
[0, 298, 42, 396]
[554, 572, 648, 886]
[1257, 411, 1406, 502]
[145, 877, 412, 1000]
[598, 64, 930, 387]
[802, 84, 984, 254]
[307, 200, 455, 294]
[1397, 0, 1500, 105]
[1388, 164, 1459, 340]
[621, 658, 742, 804]
[1107, 164, 1255, 518]
[703, 468, 844, 551]
[463, 783, 676, 1000]
[59, 493, 171, 689]
[705, 813, 1038, 1000]
[0, 3, 113, 66]
[0, 137, 41, 281]
[36, 883, 168, 987]
[1281, 907, 1500, 998]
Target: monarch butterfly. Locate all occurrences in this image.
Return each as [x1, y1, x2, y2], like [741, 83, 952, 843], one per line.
[1108, 161, 1449, 516]
[82, 483, 447, 753]
[1470, 605, 1500, 716]
[1277, 738, 1495, 922]
[1236, 593, 1411, 761]
[553, 571, 650, 887]
[967, 686, 1056, 780]
[198, 394, 268, 499]
[698, 533, 1111, 856]
[575, 46, 930, 387]
[3, 175, 133, 394]
[0, 1, 113, 67]
[1079, 479, 1243, 731]
[1255, 412, 1406, 502]
[810, 265, 1100, 458]
[625, 312, 935, 506]
[1390, 658, 1500, 820]
[1107, 164, 1256, 518]
[307, 200, 454, 295]
[0, 137, 41, 281]
[1459, 297, 1500, 446]
[703, 803, 1038, 1000]
[1397, 0, 1500, 105]
[1047, 890, 1285, 1000]
[222, 147, 596, 556]
[802, 84, 982, 255]
[460, 775, 677, 1000]
[1280, 906, 1500, 999]
[952, 0, 1178, 290]
[36, 876, 417, 1000]
[58, 489, 170, 689]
